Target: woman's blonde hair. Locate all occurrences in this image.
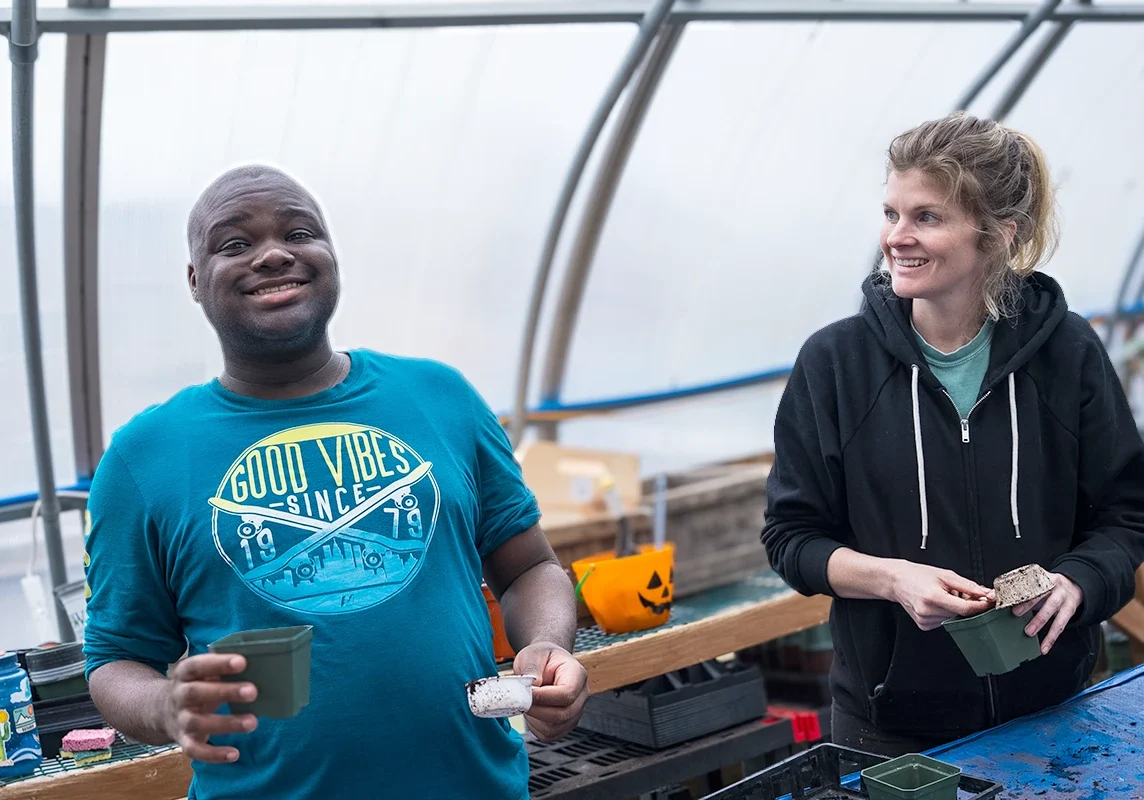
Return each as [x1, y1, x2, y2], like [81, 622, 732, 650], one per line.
[884, 112, 1060, 320]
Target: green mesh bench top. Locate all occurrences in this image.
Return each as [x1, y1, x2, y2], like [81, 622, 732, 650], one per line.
[573, 570, 830, 693]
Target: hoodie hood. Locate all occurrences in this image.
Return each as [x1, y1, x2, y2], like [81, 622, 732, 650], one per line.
[859, 271, 1069, 393]
[859, 271, 1069, 551]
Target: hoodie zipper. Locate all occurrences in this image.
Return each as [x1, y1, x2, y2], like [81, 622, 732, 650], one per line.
[941, 389, 991, 443]
[939, 386, 1000, 726]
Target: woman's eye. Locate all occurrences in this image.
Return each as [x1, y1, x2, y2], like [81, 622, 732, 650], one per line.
[920, 212, 938, 223]
[884, 210, 898, 222]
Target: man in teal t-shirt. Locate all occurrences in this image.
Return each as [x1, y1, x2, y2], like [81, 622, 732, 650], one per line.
[82, 165, 588, 799]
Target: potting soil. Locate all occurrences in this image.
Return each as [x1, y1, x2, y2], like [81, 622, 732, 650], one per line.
[993, 565, 1054, 609]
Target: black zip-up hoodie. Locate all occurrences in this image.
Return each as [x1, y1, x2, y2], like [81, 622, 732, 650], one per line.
[763, 272, 1144, 738]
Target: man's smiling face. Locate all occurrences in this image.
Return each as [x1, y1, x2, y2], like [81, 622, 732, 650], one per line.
[187, 167, 340, 356]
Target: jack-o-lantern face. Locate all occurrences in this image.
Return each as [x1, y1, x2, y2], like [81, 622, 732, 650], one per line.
[638, 567, 674, 615]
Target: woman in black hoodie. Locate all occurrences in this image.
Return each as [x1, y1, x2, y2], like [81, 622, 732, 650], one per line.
[763, 112, 1144, 756]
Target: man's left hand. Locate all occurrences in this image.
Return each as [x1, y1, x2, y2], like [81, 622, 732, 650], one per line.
[1012, 572, 1084, 655]
[513, 642, 589, 742]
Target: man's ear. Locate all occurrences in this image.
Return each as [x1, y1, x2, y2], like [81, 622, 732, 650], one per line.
[188, 263, 199, 303]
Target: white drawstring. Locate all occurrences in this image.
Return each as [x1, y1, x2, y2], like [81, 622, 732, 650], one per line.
[1009, 372, 1021, 539]
[912, 365, 930, 550]
[910, 366, 1021, 548]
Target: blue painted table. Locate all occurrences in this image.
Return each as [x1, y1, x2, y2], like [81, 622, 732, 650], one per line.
[924, 664, 1144, 798]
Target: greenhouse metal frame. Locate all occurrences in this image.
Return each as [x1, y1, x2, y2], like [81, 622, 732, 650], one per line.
[4, 0, 1144, 642]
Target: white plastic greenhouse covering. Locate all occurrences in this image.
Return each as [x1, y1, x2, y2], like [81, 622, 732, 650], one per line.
[2, 1, 1144, 645]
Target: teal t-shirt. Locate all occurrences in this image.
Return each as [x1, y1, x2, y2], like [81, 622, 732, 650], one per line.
[913, 320, 995, 418]
[83, 350, 539, 800]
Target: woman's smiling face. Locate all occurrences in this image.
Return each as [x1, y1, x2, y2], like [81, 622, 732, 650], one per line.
[881, 168, 985, 308]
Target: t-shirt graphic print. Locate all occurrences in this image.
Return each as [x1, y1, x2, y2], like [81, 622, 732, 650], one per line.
[209, 423, 440, 614]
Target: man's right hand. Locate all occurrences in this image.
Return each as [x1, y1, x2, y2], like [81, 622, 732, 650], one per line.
[161, 654, 259, 763]
[888, 561, 994, 630]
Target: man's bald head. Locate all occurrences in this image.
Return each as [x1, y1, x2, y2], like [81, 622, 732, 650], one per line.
[187, 165, 326, 266]
[185, 164, 340, 360]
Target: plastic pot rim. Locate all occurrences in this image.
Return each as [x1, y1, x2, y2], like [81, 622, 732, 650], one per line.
[208, 625, 313, 656]
[941, 605, 1033, 631]
[862, 752, 962, 796]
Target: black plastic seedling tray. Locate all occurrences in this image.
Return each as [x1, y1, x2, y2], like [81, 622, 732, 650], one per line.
[577, 659, 767, 749]
[33, 694, 107, 760]
[701, 744, 1003, 800]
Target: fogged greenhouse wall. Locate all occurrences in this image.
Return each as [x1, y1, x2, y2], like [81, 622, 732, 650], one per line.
[3, 21, 1144, 502]
[1, 10, 1143, 649]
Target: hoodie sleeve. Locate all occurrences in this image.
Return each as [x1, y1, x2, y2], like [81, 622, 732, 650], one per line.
[762, 337, 849, 597]
[1051, 328, 1144, 627]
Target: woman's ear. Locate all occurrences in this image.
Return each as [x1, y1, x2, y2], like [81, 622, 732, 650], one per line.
[1003, 219, 1019, 253]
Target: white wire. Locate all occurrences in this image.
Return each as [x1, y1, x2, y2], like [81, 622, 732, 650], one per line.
[27, 499, 42, 577]
[26, 490, 90, 577]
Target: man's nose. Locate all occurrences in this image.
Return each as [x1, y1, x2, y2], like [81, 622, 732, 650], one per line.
[252, 245, 295, 270]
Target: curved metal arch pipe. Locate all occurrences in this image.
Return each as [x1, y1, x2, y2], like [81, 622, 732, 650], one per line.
[954, 0, 1062, 112]
[868, 0, 1066, 276]
[1105, 224, 1144, 347]
[63, 0, 110, 481]
[535, 22, 685, 440]
[509, 0, 678, 447]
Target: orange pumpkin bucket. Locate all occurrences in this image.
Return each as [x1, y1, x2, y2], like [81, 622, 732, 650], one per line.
[482, 583, 516, 663]
[571, 543, 675, 635]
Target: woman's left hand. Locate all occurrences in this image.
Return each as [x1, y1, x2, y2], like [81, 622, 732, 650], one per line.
[1012, 572, 1084, 655]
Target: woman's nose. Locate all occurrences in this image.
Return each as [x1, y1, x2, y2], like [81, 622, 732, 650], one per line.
[886, 221, 916, 249]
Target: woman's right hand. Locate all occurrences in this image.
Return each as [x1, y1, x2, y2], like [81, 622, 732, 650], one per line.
[888, 561, 994, 630]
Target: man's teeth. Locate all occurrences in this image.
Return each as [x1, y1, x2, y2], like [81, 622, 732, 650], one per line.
[896, 258, 928, 267]
[253, 282, 302, 296]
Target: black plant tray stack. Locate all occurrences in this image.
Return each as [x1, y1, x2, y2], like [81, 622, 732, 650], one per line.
[577, 659, 768, 749]
[34, 694, 107, 760]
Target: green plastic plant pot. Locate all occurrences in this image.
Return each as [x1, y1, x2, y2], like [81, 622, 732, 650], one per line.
[941, 606, 1041, 677]
[861, 753, 961, 800]
[208, 625, 313, 719]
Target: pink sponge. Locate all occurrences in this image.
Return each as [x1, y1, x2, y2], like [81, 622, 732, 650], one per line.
[61, 728, 116, 752]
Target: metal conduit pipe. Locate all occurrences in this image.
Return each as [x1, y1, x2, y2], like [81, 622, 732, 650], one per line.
[536, 22, 686, 441]
[10, 0, 74, 642]
[6, 2, 1144, 36]
[509, 0, 678, 447]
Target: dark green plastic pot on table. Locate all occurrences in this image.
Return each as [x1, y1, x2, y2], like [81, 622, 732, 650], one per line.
[861, 753, 961, 800]
[32, 674, 88, 700]
[941, 606, 1040, 677]
[208, 625, 313, 719]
